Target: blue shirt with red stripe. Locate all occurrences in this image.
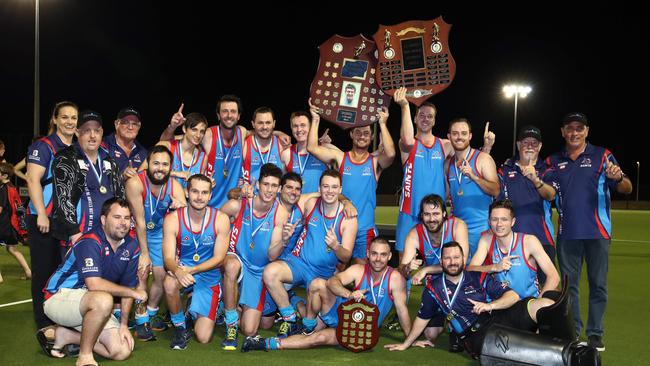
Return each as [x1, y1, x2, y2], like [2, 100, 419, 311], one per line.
[545, 143, 620, 240]
[482, 232, 539, 298]
[176, 206, 221, 283]
[26, 133, 70, 216]
[101, 133, 147, 173]
[399, 137, 447, 216]
[340, 152, 377, 232]
[170, 140, 206, 190]
[287, 144, 327, 194]
[414, 216, 457, 266]
[242, 135, 284, 185]
[43, 227, 140, 298]
[497, 157, 556, 246]
[206, 126, 244, 208]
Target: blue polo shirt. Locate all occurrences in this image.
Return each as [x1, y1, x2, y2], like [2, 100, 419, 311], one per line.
[545, 143, 620, 240]
[43, 227, 140, 299]
[419, 271, 509, 334]
[26, 133, 70, 216]
[497, 157, 556, 246]
[101, 133, 147, 173]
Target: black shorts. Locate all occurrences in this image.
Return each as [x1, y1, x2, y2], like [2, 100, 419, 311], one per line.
[461, 297, 537, 358]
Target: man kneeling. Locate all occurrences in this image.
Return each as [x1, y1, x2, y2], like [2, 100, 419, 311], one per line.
[43, 198, 147, 366]
[242, 237, 411, 352]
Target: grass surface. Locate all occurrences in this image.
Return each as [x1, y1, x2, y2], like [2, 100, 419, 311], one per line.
[1, 209, 648, 365]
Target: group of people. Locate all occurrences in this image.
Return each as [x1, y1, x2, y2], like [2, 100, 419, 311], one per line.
[14, 86, 630, 366]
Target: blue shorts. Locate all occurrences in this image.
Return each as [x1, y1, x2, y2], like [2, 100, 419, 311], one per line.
[395, 213, 418, 252]
[352, 227, 378, 259]
[319, 296, 345, 328]
[284, 254, 329, 289]
[231, 254, 274, 314]
[187, 270, 221, 321]
[146, 230, 164, 267]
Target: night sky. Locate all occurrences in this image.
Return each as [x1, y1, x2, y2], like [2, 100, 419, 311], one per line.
[1, 2, 648, 198]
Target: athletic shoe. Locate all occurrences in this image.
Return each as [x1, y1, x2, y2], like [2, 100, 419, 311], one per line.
[241, 335, 267, 353]
[277, 321, 303, 339]
[222, 325, 238, 350]
[170, 326, 190, 350]
[588, 335, 605, 352]
[151, 315, 169, 332]
[448, 332, 463, 353]
[384, 314, 402, 331]
[135, 322, 156, 341]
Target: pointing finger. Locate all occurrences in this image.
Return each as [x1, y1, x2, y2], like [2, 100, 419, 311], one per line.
[178, 103, 184, 114]
[484, 121, 490, 135]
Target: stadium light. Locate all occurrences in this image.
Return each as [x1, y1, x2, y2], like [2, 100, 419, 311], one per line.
[503, 84, 532, 156]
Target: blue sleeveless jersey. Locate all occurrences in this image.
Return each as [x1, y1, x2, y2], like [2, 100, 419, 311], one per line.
[287, 145, 328, 194]
[446, 149, 492, 253]
[415, 216, 457, 266]
[355, 265, 396, 325]
[206, 126, 244, 208]
[280, 204, 304, 259]
[291, 199, 345, 279]
[340, 152, 377, 231]
[228, 197, 279, 274]
[400, 138, 447, 215]
[177, 207, 221, 283]
[485, 232, 539, 298]
[170, 140, 206, 190]
[137, 171, 174, 237]
[242, 135, 284, 184]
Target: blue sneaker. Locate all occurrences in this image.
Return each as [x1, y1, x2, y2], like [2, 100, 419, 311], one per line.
[222, 325, 238, 350]
[170, 326, 190, 350]
[135, 322, 156, 341]
[241, 335, 267, 353]
[151, 314, 169, 332]
[277, 321, 303, 339]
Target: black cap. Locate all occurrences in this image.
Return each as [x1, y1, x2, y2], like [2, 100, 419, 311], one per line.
[77, 110, 103, 128]
[117, 107, 141, 121]
[517, 125, 542, 141]
[562, 112, 588, 126]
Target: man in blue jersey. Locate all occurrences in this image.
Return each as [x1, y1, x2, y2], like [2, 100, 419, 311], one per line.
[444, 118, 500, 256]
[27, 101, 78, 340]
[242, 237, 411, 352]
[102, 107, 147, 180]
[307, 100, 395, 264]
[42, 198, 146, 366]
[219, 164, 291, 350]
[468, 199, 559, 298]
[125, 145, 187, 340]
[263, 169, 358, 338]
[241, 107, 286, 186]
[385, 241, 554, 359]
[161, 174, 231, 349]
[497, 125, 557, 285]
[545, 112, 632, 351]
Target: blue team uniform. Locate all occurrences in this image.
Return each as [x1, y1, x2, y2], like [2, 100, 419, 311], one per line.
[206, 126, 244, 208]
[27, 133, 69, 216]
[396, 137, 447, 251]
[137, 171, 175, 267]
[286, 145, 327, 194]
[286, 198, 346, 288]
[241, 135, 284, 185]
[446, 149, 492, 256]
[44, 227, 140, 299]
[177, 207, 222, 320]
[340, 152, 377, 259]
[228, 197, 279, 313]
[414, 216, 457, 267]
[101, 133, 147, 173]
[497, 158, 555, 246]
[170, 140, 206, 190]
[279, 204, 304, 260]
[482, 232, 539, 298]
[320, 265, 396, 327]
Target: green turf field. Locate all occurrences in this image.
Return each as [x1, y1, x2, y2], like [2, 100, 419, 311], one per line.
[1, 209, 649, 365]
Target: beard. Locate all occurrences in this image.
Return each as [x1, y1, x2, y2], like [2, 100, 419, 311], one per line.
[147, 169, 171, 186]
[425, 220, 443, 233]
[442, 261, 465, 276]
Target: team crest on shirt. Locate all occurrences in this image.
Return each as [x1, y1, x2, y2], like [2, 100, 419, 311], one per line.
[580, 157, 592, 168]
[183, 236, 189, 242]
[120, 249, 130, 261]
[415, 148, 424, 158]
[432, 150, 442, 159]
[508, 171, 517, 178]
[362, 166, 372, 176]
[343, 166, 352, 175]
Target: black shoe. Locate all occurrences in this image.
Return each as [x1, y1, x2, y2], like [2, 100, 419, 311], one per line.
[135, 322, 156, 341]
[241, 335, 267, 353]
[170, 326, 190, 350]
[277, 321, 303, 339]
[587, 335, 605, 352]
[448, 332, 463, 353]
[383, 313, 401, 331]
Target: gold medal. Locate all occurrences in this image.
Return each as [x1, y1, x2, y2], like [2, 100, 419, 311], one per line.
[502, 281, 510, 287]
[326, 246, 332, 253]
[146, 221, 155, 230]
[446, 313, 454, 321]
[223, 168, 229, 177]
[249, 242, 254, 250]
[193, 253, 200, 262]
[99, 185, 108, 194]
[457, 188, 463, 196]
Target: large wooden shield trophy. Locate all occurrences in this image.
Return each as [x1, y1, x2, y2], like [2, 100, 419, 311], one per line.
[309, 34, 391, 130]
[373, 17, 456, 106]
[336, 298, 380, 352]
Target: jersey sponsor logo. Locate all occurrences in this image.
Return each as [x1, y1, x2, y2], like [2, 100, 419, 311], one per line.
[579, 157, 592, 168]
[415, 148, 424, 158]
[343, 166, 352, 175]
[432, 150, 442, 159]
[558, 162, 568, 170]
[82, 258, 98, 273]
[403, 162, 413, 199]
[119, 249, 130, 261]
[114, 151, 122, 158]
[508, 171, 517, 178]
[362, 166, 372, 176]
